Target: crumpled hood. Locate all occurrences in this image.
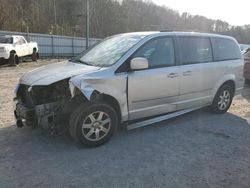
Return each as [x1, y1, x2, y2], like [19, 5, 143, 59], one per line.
[20, 61, 100, 86]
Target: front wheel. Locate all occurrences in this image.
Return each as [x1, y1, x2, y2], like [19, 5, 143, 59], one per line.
[9, 52, 19, 66]
[209, 85, 234, 114]
[69, 102, 118, 147]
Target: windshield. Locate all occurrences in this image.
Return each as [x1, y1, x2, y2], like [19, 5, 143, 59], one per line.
[0, 36, 13, 44]
[73, 34, 146, 67]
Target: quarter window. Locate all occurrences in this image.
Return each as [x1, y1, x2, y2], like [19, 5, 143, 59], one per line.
[132, 37, 175, 68]
[178, 36, 213, 65]
[212, 38, 242, 61]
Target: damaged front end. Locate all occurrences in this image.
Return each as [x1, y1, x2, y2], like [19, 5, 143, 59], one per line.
[14, 79, 73, 132]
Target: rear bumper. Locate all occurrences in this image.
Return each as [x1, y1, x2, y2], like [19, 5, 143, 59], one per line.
[244, 73, 250, 80]
[244, 60, 250, 80]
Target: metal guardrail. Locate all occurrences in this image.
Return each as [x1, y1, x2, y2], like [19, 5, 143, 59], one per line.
[0, 30, 101, 58]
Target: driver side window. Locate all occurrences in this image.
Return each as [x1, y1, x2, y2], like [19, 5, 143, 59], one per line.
[132, 37, 175, 68]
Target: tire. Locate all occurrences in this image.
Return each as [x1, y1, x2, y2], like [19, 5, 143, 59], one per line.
[209, 84, 234, 114]
[31, 49, 38, 61]
[69, 102, 118, 147]
[9, 52, 19, 66]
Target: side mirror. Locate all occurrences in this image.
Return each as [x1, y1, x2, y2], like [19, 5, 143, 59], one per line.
[130, 57, 149, 70]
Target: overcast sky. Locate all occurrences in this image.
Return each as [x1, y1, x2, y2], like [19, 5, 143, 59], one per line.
[152, 0, 249, 26]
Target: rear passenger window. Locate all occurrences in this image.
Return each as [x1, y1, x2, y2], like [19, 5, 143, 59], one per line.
[178, 37, 212, 65]
[212, 38, 242, 61]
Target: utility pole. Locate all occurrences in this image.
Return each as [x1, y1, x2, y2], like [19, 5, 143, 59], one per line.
[53, 0, 57, 33]
[86, 0, 90, 49]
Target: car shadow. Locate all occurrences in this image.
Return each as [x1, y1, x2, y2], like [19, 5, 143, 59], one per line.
[1, 109, 249, 151]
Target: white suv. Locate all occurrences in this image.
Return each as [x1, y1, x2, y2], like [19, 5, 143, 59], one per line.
[14, 32, 244, 147]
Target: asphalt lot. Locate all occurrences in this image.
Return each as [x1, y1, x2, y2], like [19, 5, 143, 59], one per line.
[0, 60, 250, 188]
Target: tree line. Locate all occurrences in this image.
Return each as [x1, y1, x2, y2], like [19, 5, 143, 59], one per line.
[0, 0, 249, 43]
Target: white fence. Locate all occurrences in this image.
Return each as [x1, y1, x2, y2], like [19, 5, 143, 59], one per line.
[0, 30, 101, 57]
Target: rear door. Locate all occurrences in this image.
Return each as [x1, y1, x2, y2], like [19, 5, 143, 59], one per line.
[176, 36, 219, 109]
[127, 36, 180, 120]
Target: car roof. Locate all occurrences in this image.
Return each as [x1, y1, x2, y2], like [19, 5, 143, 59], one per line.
[122, 31, 236, 41]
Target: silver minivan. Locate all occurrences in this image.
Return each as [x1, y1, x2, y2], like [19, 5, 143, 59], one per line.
[14, 31, 244, 147]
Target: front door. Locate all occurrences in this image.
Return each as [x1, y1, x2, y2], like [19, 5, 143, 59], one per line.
[128, 36, 180, 120]
[15, 37, 27, 57]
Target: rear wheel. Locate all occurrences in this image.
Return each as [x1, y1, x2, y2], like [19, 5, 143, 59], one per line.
[69, 102, 118, 147]
[31, 49, 38, 61]
[9, 52, 19, 66]
[209, 84, 234, 114]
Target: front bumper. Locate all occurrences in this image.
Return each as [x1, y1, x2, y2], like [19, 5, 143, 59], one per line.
[14, 99, 62, 129]
[14, 102, 35, 127]
[0, 52, 10, 59]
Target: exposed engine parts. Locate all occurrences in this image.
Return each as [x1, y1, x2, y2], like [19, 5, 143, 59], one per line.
[14, 79, 72, 132]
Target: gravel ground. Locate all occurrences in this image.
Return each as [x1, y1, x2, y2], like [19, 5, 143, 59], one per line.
[0, 60, 250, 188]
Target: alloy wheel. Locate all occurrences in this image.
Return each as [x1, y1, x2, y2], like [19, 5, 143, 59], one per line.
[218, 90, 231, 110]
[81, 111, 111, 141]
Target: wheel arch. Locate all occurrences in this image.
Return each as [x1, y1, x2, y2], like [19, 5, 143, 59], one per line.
[101, 93, 122, 124]
[10, 50, 16, 54]
[221, 80, 235, 94]
[69, 76, 129, 123]
[212, 76, 236, 99]
[68, 88, 122, 124]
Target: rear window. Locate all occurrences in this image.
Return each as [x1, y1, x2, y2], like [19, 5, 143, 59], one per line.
[178, 36, 213, 65]
[0, 36, 13, 44]
[212, 38, 242, 61]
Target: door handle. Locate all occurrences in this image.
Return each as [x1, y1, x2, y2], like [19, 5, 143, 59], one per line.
[183, 71, 192, 76]
[168, 73, 179, 78]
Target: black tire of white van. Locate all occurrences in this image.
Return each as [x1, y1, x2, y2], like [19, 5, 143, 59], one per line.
[9, 52, 19, 66]
[69, 102, 118, 147]
[31, 49, 38, 61]
[209, 84, 234, 114]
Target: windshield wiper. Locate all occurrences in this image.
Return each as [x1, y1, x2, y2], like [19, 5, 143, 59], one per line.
[69, 59, 94, 66]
